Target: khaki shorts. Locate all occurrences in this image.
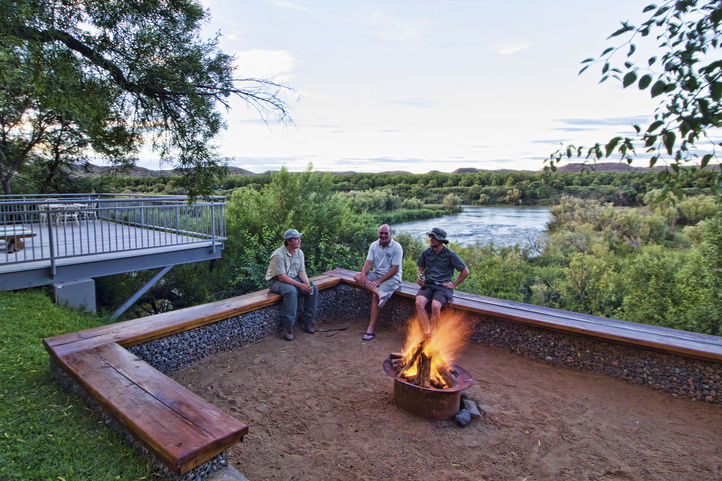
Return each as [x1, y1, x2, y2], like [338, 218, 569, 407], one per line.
[367, 271, 401, 295]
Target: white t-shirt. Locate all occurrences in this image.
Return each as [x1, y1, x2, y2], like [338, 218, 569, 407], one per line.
[366, 239, 403, 283]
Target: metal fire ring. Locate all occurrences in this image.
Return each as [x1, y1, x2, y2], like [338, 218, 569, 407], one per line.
[382, 358, 473, 420]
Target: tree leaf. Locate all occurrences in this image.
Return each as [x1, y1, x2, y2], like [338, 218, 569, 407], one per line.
[646, 120, 664, 133]
[608, 23, 633, 38]
[627, 43, 636, 57]
[651, 80, 666, 97]
[622, 71, 637, 88]
[643, 4, 657, 13]
[605, 137, 622, 157]
[700, 154, 712, 168]
[711, 7, 722, 24]
[663, 130, 676, 155]
[697, 98, 710, 119]
[638, 74, 652, 89]
[581, 58, 595, 63]
[648, 56, 657, 66]
[711, 81, 722, 102]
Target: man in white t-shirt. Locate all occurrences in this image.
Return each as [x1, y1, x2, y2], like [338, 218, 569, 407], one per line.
[353, 224, 403, 340]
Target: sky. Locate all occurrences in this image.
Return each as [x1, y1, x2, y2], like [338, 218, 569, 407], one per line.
[141, 0, 664, 174]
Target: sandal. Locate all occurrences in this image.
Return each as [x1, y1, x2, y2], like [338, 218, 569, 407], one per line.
[362, 332, 375, 341]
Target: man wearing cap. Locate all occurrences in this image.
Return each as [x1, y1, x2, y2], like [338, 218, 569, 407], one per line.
[353, 224, 403, 341]
[416, 227, 469, 336]
[265, 228, 318, 341]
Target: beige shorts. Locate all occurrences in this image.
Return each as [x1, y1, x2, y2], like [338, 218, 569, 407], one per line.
[367, 271, 401, 295]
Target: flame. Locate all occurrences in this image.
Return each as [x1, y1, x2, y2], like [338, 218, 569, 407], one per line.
[398, 312, 472, 388]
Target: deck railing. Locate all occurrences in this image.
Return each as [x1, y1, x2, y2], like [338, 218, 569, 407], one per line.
[0, 194, 225, 266]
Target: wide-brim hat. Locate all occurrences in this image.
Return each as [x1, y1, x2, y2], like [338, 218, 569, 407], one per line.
[426, 227, 448, 243]
[283, 228, 303, 240]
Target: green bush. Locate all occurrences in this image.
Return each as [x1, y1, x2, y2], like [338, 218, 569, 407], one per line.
[223, 168, 376, 294]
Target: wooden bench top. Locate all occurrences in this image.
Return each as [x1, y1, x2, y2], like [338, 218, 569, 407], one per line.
[46, 273, 341, 357]
[44, 273, 340, 475]
[58, 342, 248, 474]
[325, 268, 722, 363]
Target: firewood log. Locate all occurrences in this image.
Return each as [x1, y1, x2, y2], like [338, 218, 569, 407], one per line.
[418, 352, 431, 388]
[400, 341, 424, 373]
[437, 364, 457, 388]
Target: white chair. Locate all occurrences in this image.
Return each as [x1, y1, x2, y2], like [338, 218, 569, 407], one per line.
[80, 202, 99, 221]
[56, 209, 80, 226]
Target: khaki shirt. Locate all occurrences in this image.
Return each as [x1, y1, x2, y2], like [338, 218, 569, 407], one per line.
[417, 246, 466, 285]
[265, 246, 306, 281]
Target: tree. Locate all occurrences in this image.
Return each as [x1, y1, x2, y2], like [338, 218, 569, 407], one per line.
[0, 0, 291, 195]
[547, 0, 721, 197]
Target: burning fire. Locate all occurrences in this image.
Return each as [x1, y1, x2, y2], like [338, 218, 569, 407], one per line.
[393, 312, 472, 389]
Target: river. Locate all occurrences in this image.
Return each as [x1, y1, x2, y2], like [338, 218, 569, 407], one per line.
[392, 205, 552, 248]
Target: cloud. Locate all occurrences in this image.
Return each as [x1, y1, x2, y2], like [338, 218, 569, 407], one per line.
[553, 127, 596, 132]
[233, 49, 296, 81]
[498, 43, 532, 55]
[387, 97, 437, 108]
[557, 115, 650, 126]
[267, 0, 307, 11]
[371, 11, 428, 41]
[530, 139, 567, 145]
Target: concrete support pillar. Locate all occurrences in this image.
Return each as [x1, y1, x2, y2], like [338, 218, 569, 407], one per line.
[54, 279, 96, 313]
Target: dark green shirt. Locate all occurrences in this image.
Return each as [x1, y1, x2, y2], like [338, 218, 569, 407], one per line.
[417, 246, 466, 285]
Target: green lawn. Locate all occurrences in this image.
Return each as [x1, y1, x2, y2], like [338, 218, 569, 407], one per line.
[0, 290, 158, 481]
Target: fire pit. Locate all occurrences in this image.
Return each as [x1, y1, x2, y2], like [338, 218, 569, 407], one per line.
[383, 358, 473, 420]
[383, 313, 474, 420]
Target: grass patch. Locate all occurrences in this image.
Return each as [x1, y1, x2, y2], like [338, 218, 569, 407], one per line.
[0, 290, 158, 481]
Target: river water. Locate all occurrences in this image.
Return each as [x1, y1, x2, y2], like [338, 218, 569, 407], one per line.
[392, 205, 552, 248]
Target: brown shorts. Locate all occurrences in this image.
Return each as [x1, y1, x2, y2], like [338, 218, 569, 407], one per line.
[416, 284, 453, 306]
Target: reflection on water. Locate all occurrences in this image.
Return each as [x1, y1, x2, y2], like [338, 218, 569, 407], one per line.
[392, 205, 552, 248]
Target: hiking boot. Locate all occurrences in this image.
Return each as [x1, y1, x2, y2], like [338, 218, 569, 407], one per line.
[302, 323, 315, 334]
[283, 329, 294, 341]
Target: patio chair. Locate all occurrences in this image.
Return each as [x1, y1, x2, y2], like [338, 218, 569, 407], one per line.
[79, 202, 99, 221]
[56, 209, 80, 226]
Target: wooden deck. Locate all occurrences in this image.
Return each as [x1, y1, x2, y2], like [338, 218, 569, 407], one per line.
[0, 220, 210, 265]
[0, 220, 223, 290]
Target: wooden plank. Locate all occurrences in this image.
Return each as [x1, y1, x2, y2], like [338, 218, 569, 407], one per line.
[46, 274, 341, 356]
[93, 343, 247, 440]
[327, 268, 722, 362]
[57, 344, 247, 474]
[59, 348, 213, 473]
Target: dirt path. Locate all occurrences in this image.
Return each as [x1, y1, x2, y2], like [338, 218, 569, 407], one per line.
[172, 316, 722, 481]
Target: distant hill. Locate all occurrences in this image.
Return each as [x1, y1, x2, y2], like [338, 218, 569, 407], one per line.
[72, 161, 714, 178]
[72, 163, 256, 177]
[452, 167, 529, 174]
[554, 162, 662, 173]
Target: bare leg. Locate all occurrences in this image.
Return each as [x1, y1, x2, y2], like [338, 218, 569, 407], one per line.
[353, 272, 383, 298]
[430, 300, 443, 332]
[365, 293, 379, 335]
[415, 295, 431, 336]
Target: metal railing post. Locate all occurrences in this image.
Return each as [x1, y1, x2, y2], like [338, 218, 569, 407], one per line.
[210, 198, 217, 253]
[48, 209, 57, 277]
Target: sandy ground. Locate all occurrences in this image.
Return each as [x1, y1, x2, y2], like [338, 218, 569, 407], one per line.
[172, 316, 722, 481]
